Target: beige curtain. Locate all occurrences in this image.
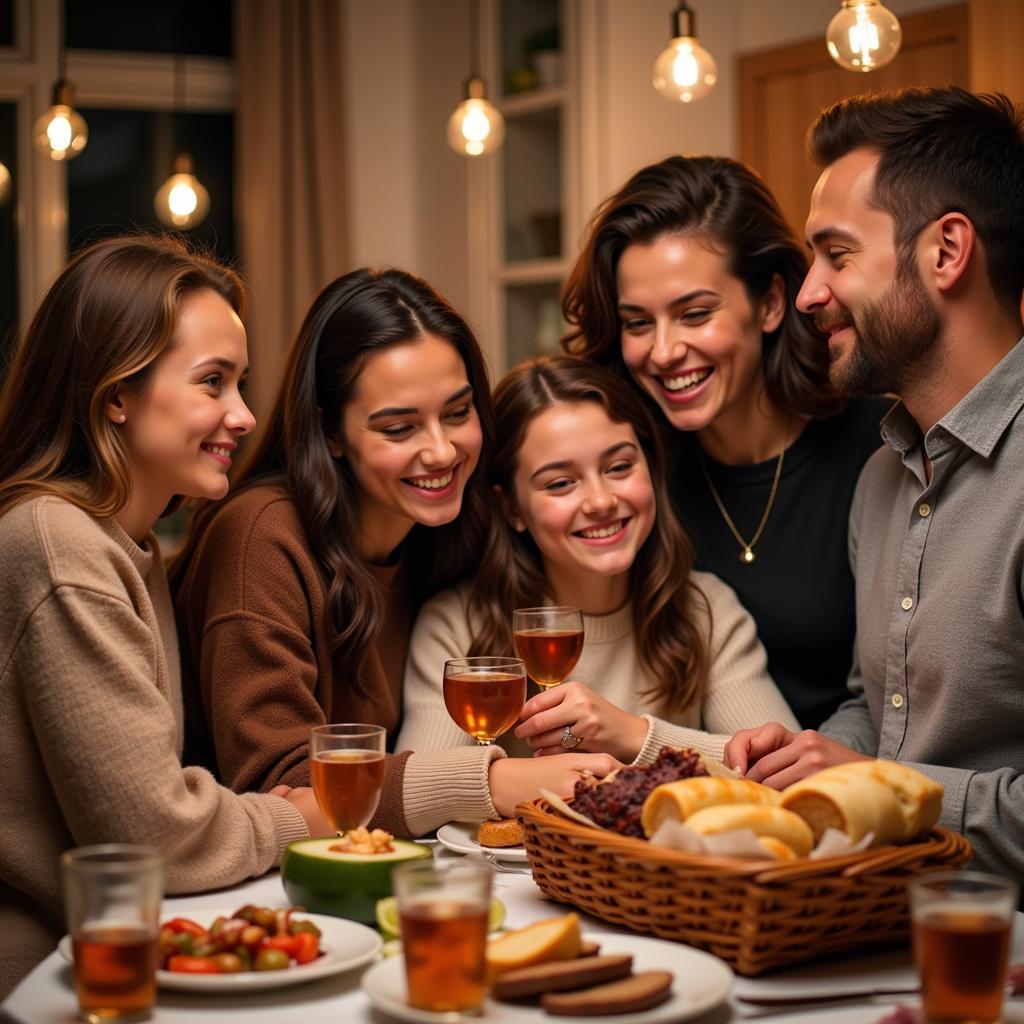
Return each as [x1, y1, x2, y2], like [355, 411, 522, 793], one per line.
[235, 0, 350, 424]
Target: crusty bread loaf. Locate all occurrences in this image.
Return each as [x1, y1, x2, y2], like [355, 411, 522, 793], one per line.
[833, 760, 942, 837]
[683, 803, 814, 857]
[641, 777, 780, 837]
[781, 760, 941, 847]
[477, 817, 524, 848]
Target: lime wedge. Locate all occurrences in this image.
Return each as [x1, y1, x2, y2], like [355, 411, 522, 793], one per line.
[381, 939, 403, 958]
[375, 896, 506, 940]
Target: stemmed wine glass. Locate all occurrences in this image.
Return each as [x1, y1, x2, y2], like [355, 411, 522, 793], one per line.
[443, 657, 527, 745]
[309, 723, 386, 835]
[512, 606, 584, 688]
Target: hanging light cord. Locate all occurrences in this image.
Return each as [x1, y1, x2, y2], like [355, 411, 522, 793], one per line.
[469, 0, 480, 79]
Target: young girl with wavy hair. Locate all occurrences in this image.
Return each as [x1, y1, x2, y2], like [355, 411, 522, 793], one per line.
[0, 235, 328, 998]
[172, 271, 617, 839]
[398, 355, 797, 765]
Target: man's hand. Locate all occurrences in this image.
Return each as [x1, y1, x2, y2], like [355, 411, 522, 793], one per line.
[725, 724, 872, 789]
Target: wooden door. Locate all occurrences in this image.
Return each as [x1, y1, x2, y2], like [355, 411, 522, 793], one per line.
[739, 5, 968, 237]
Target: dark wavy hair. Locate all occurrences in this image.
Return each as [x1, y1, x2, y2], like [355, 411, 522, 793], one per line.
[0, 233, 243, 519]
[562, 154, 840, 420]
[172, 267, 495, 698]
[468, 355, 710, 717]
[810, 86, 1024, 311]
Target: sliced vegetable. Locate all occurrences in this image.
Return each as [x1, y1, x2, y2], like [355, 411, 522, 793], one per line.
[166, 955, 220, 974]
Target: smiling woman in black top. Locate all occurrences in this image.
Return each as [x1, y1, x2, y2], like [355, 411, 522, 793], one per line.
[562, 155, 888, 728]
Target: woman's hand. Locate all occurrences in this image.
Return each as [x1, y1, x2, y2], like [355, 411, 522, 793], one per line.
[488, 753, 622, 818]
[513, 681, 649, 763]
[725, 724, 872, 789]
[276, 785, 334, 836]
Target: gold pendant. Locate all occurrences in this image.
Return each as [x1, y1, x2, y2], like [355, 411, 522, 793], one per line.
[740, 548, 756, 564]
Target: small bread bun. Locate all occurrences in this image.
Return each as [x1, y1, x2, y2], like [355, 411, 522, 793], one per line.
[477, 817, 524, 848]
[757, 836, 797, 860]
[641, 777, 780, 837]
[832, 760, 942, 838]
[683, 803, 814, 857]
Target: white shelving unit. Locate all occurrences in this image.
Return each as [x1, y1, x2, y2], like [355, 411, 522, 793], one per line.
[467, 0, 597, 377]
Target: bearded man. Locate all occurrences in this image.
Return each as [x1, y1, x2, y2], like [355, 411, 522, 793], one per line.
[726, 86, 1024, 880]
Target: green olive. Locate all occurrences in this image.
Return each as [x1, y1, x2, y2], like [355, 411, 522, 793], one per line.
[213, 953, 244, 973]
[255, 948, 290, 972]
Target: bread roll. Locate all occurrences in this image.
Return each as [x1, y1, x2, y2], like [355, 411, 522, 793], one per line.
[782, 768, 899, 845]
[477, 818, 524, 848]
[683, 804, 814, 857]
[641, 777, 780, 837]
[833, 760, 942, 837]
[757, 836, 797, 860]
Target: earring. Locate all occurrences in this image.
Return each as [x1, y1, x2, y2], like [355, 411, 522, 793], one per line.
[116, 414, 126, 423]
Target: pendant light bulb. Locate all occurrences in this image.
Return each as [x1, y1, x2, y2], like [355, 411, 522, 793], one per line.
[155, 153, 210, 229]
[826, 1, 902, 72]
[652, 3, 717, 104]
[447, 78, 505, 157]
[33, 80, 88, 161]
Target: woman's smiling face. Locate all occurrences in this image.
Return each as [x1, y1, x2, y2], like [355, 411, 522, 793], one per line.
[617, 233, 783, 434]
[504, 400, 655, 599]
[333, 332, 483, 558]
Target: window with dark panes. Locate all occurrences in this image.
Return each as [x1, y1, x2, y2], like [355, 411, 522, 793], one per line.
[68, 108, 234, 261]
[64, 0, 232, 56]
[0, 0, 14, 48]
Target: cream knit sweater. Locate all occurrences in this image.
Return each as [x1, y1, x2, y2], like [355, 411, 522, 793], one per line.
[0, 496, 309, 998]
[397, 571, 798, 767]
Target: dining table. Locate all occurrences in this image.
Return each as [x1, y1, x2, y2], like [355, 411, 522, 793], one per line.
[4, 839, 1023, 1024]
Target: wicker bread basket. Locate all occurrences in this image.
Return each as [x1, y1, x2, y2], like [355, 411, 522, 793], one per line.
[518, 796, 971, 976]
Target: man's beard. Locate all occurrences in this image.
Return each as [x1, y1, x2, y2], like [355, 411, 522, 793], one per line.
[817, 254, 942, 396]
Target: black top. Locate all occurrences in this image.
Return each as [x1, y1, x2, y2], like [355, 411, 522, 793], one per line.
[668, 397, 893, 729]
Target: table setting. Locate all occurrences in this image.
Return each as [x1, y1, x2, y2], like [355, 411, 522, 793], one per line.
[6, 611, 1023, 1024]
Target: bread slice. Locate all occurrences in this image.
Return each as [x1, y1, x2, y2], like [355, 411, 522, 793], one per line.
[641, 777, 780, 837]
[541, 970, 674, 1015]
[486, 914, 582, 980]
[683, 803, 814, 857]
[492, 954, 633, 1000]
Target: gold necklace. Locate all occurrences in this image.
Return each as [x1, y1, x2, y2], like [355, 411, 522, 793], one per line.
[696, 438, 787, 565]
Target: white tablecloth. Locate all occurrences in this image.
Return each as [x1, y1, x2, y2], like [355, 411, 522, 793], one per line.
[5, 844, 1023, 1024]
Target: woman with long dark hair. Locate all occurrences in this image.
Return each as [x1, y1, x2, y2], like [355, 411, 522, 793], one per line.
[398, 356, 797, 765]
[172, 270, 617, 837]
[0, 235, 328, 998]
[562, 156, 890, 728]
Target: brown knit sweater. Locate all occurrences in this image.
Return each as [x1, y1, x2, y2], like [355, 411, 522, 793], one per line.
[0, 496, 308, 999]
[174, 484, 502, 839]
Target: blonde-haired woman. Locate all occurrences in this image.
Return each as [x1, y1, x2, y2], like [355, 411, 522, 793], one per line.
[0, 234, 328, 997]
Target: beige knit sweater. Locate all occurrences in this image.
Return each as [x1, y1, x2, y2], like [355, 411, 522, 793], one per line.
[0, 496, 308, 998]
[397, 571, 799, 765]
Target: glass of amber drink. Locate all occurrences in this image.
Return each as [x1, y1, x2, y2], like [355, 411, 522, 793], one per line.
[512, 606, 584, 688]
[310, 723, 386, 835]
[910, 870, 1019, 1024]
[443, 656, 527, 745]
[393, 859, 493, 1013]
[61, 844, 164, 1024]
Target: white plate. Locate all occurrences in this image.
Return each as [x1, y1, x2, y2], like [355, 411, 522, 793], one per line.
[436, 822, 529, 863]
[361, 931, 732, 1023]
[59, 908, 381, 992]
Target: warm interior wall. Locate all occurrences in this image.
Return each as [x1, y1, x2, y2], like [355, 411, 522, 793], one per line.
[342, 0, 976, 320]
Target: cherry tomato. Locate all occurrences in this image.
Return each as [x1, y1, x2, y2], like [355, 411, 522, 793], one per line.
[263, 935, 299, 958]
[292, 930, 319, 965]
[166, 955, 221, 974]
[163, 918, 206, 937]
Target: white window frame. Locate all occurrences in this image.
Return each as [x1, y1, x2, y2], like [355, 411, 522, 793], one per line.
[0, 0, 234, 325]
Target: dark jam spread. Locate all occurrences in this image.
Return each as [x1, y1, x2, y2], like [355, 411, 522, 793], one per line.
[571, 747, 708, 837]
